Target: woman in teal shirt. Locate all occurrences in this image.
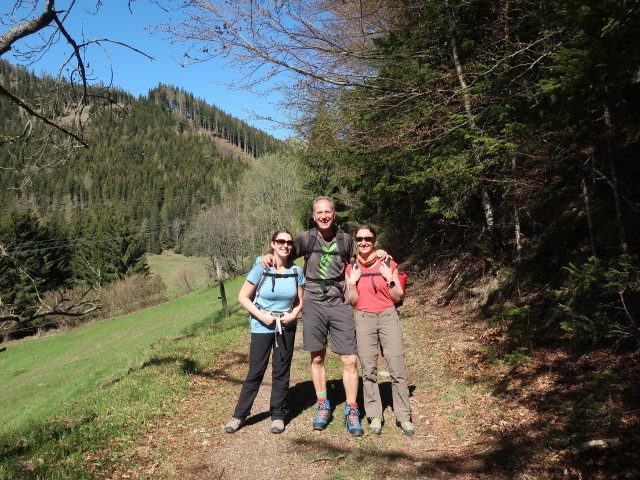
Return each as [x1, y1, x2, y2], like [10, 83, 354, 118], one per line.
[224, 230, 305, 434]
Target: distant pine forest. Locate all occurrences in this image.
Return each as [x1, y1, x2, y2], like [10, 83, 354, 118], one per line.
[1, 59, 282, 255]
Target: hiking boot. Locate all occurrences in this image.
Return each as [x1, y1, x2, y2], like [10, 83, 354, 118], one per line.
[312, 399, 331, 430]
[344, 405, 364, 437]
[397, 420, 414, 436]
[224, 417, 245, 433]
[271, 419, 285, 434]
[369, 417, 383, 435]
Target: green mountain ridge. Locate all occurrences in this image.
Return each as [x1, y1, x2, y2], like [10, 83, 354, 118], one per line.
[1, 59, 282, 253]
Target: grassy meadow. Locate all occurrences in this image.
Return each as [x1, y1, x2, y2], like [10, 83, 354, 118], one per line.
[146, 251, 211, 297]
[0, 255, 246, 479]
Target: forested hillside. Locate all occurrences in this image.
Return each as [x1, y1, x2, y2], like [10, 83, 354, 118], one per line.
[1, 61, 281, 237]
[278, 0, 640, 351]
[0, 60, 284, 334]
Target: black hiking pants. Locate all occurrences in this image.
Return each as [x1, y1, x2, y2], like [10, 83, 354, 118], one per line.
[233, 325, 297, 421]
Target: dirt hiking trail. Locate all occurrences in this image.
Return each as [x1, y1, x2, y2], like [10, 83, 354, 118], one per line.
[114, 276, 639, 480]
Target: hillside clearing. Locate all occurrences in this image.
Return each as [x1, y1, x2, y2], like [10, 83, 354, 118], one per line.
[147, 251, 211, 297]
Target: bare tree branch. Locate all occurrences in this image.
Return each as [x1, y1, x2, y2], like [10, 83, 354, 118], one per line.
[0, 0, 57, 56]
[0, 1, 155, 183]
[0, 240, 103, 327]
[0, 81, 88, 146]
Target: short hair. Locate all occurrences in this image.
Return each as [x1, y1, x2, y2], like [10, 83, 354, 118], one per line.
[355, 225, 377, 240]
[312, 196, 335, 213]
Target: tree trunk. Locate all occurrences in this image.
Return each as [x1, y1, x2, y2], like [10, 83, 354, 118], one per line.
[216, 258, 229, 317]
[603, 104, 628, 253]
[444, 0, 497, 239]
[581, 175, 597, 257]
[512, 157, 522, 262]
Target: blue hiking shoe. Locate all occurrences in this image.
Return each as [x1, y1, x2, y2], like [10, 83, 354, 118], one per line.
[312, 399, 331, 430]
[344, 404, 364, 437]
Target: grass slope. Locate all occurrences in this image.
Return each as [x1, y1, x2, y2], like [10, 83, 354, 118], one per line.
[146, 251, 210, 297]
[0, 274, 243, 434]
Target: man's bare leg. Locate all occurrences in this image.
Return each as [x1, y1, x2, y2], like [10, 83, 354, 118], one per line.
[311, 349, 331, 430]
[340, 353, 359, 404]
[341, 353, 364, 436]
[310, 349, 327, 393]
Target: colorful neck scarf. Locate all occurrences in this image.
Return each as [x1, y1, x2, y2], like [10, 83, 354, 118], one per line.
[357, 252, 377, 268]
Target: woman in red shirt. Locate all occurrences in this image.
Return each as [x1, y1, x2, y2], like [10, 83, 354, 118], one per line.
[346, 225, 413, 436]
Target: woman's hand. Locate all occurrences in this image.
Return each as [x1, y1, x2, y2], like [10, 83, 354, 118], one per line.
[349, 264, 362, 286]
[258, 311, 276, 325]
[379, 261, 393, 283]
[279, 311, 297, 324]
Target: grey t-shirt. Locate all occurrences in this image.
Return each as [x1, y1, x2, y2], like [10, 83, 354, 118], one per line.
[293, 229, 356, 305]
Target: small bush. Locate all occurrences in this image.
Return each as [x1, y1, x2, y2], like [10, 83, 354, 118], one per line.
[101, 274, 167, 316]
[554, 254, 640, 347]
[173, 266, 195, 295]
[487, 305, 537, 342]
[480, 306, 535, 366]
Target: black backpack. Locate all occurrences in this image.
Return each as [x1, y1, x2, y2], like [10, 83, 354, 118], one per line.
[302, 227, 351, 298]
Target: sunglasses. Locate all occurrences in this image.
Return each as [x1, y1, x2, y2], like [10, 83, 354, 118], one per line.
[274, 239, 294, 246]
[355, 236, 375, 243]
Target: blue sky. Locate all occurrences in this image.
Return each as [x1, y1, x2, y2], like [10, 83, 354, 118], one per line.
[6, 2, 293, 140]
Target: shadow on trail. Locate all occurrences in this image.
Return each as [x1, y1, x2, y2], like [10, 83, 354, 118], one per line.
[379, 382, 417, 414]
[285, 379, 344, 423]
[283, 378, 418, 425]
[106, 350, 251, 389]
[291, 436, 501, 479]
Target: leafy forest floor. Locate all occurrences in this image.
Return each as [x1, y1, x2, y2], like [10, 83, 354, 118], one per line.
[105, 272, 639, 480]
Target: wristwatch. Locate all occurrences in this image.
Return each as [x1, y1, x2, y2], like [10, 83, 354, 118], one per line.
[387, 280, 396, 288]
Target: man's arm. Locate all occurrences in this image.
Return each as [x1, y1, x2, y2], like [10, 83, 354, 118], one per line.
[345, 233, 357, 264]
[375, 249, 391, 262]
[346, 265, 360, 306]
[291, 232, 306, 261]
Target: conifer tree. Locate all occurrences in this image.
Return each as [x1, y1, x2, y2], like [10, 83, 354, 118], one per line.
[0, 210, 69, 323]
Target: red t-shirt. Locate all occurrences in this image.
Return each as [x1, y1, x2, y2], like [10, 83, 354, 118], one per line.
[346, 259, 398, 313]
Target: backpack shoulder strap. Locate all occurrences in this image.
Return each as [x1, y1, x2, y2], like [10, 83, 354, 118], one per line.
[252, 267, 268, 304]
[293, 265, 303, 286]
[335, 229, 349, 264]
[305, 228, 318, 259]
[303, 228, 317, 276]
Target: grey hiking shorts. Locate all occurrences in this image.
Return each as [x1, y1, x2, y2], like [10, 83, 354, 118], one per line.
[302, 301, 357, 355]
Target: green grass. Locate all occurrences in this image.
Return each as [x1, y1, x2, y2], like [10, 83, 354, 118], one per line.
[0, 280, 241, 435]
[0, 270, 245, 479]
[146, 251, 210, 296]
